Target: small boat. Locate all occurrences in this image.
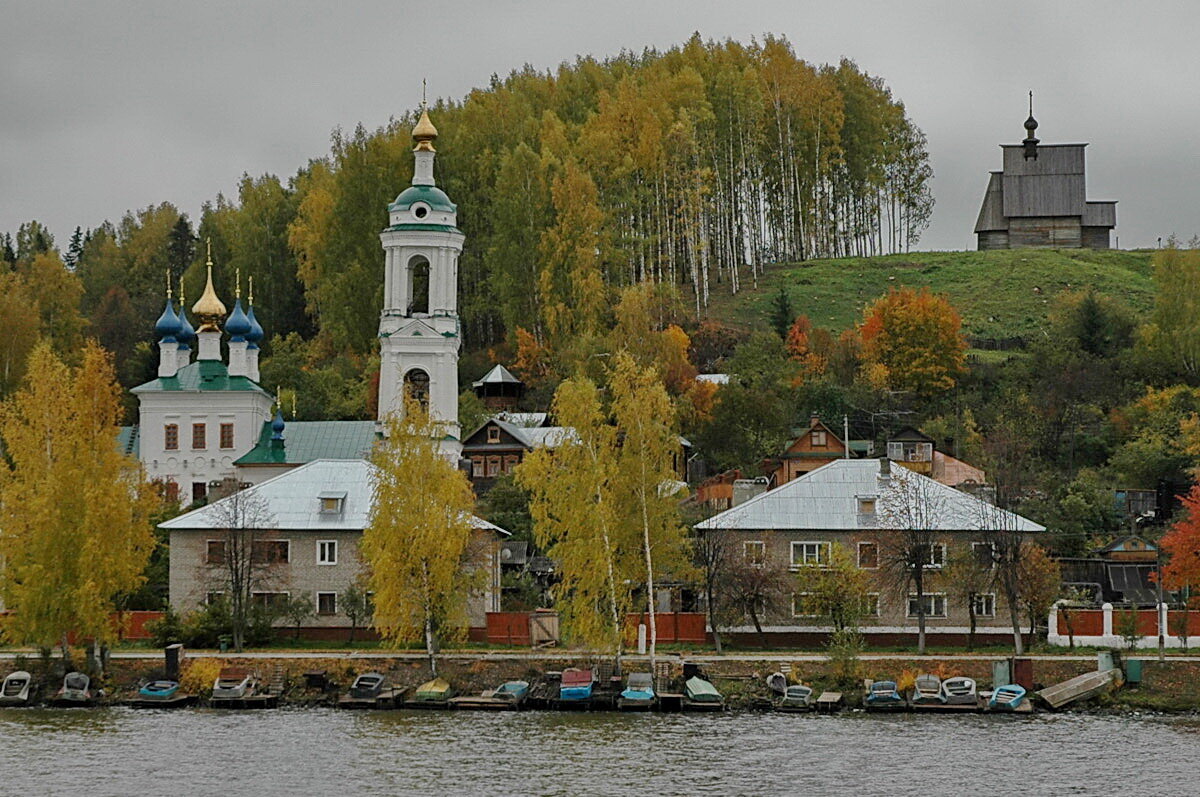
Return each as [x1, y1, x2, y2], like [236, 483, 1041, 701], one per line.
[683, 676, 724, 711]
[559, 668, 595, 702]
[493, 680, 530, 704]
[940, 676, 978, 706]
[413, 677, 455, 703]
[618, 673, 656, 710]
[766, 672, 788, 696]
[988, 684, 1027, 711]
[138, 680, 180, 700]
[0, 671, 35, 706]
[864, 680, 906, 710]
[50, 671, 97, 706]
[776, 684, 814, 712]
[211, 668, 257, 700]
[349, 673, 387, 700]
[910, 674, 945, 705]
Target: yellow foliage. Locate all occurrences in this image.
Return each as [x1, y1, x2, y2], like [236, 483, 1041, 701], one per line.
[896, 669, 918, 693]
[180, 658, 225, 695]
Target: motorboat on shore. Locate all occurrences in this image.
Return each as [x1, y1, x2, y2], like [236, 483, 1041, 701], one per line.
[940, 677, 978, 706]
[618, 673, 656, 711]
[911, 674, 945, 705]
[0, 671, 36, 706]
[138, 680, 180, 700]
[211, 668, 257, 700]
[766, 672, 787, 697]
[349, 673, 387, 700]
[559, 669, 595, 702]
[776, 684, 814, 712]
[49, 671, 97, 707]
[864, 680, 906, 711]
[412, 677, 455, 704]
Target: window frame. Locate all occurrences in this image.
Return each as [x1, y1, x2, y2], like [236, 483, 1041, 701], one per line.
[251, 539, 290, 565]
[219, 422, 235, 450]
[164, 423, 179, 451]
[811, 429, 827, 447]
[906, 593, 948, 618]
[205, 539, 225, 565]
[972, 541, 996, 569]
[205, 591, 225, 606]
[487, 426, 500, 443]
[317, 539, 337, 566]
[250, 591, 289, 611]
[191, 422, 206, 450]
[790, 540, 831, 569]
[471, 456, 485, 477]
[862, 592, 881, 617]
[791, 592, 819, 618]
[922, 542, 947, 569]
[857, 541, 879, 569]
[316, 591, 338, 616]
[486, 456, 501, 477]
[743, 540, 766, 568]
[972, 592, 996, 617]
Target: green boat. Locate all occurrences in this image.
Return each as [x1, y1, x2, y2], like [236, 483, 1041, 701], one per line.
[414, 677, 455, 702]
[684, 676, 723, 710]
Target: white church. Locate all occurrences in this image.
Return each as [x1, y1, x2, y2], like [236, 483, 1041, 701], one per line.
[131, 109, 508, 635]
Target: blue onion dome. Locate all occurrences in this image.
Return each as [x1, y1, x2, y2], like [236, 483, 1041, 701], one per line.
[245, 304, 264, 349]
[154, 298, 181, 342]
[176, 306, 196, 349]
[270, 407, 286, 440]
[226, 298, 252, 342]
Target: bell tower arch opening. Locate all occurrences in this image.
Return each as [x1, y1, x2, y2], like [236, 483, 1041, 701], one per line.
[403, 367, 431, 412]
[407, 255, 430, 316]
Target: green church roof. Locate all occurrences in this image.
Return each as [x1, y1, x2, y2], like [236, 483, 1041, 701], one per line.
[117, 425, 139, 458]
[235, 420, 380, 466]
[131, 360, 272, 397]
[388, 184, 456, 213]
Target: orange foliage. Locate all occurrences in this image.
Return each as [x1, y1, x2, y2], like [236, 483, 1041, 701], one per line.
[859, 287, 966, 396]
[512, 327, 553, 387]
[1162, 484, 1200, 590]
[784, 315, 828, 386]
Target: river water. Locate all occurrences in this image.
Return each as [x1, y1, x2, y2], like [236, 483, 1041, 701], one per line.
[0, 707, 1194, 796]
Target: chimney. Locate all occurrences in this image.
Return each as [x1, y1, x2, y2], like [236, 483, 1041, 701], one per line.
[879, 456, 891, 477]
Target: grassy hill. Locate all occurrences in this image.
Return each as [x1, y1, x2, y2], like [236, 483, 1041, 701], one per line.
[704, 249, 1156, 343]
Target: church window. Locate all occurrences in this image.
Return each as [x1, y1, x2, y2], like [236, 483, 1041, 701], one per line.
[192, 423, 206, 450]
[403, 369, 430, 411]
[164, 424, 179, 450]
[412, 203, 430, 220]
[219, 423, 234, 449]
[487, 456, 501, 477]
[487, 426, 500, 443]
[408, 256, 430, 315]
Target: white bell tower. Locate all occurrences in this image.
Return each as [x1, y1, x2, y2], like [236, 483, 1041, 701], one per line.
[377, 104, 464, 449]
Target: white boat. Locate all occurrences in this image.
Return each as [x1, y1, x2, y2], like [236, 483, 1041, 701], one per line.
[940, 676, 978, 706]
[211, 668, 257, 700]
[0, 671, 35, 706]
[911, 674, 945, 705]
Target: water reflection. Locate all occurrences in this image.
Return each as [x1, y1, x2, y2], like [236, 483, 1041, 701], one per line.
[0, 707, 1197, 796]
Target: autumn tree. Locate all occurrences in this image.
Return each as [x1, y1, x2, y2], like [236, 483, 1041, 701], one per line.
[0, 342, 157, 655]
[1140, 246, 1200, 381]
[944, 545, 994, 651]
[1161, 484, 1200, 595]
[794, 542, 872, 631]
[859, 286, 966, 396]
[201, 486, 280, 652]
[1017, 544, 1061, 638]
[517, 376, 634, 666]
[363, 399, 480, 676]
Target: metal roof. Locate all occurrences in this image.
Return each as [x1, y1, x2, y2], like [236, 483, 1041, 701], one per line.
[235, 420, 378, 465]
[160, 458, 510, 535]
[117, 425, 139, 458]
[131, 360, 272, 397]
[473, 364, 522, 387]
[695, 458, 1044, 532]
[494, 411, 548, 428]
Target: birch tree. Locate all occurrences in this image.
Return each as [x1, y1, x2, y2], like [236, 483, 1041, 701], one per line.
[204, 487, 278, 652]
[363, 398, 478, 676]
[0, 341, 157, 655]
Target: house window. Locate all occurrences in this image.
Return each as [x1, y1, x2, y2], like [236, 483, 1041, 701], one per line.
[487, 426, 500, 443]
[792, 592, 818, 618]
[925, 543, 946, 568]
[471, 457, 485, 477]
[191, 423, 206, 450]
[857, 497, 876, 515]
[972, 542, 995, 569]
[251, 540, 289, 564]
[972, 593, 996, 617]
[192, 482, 207, 502]
[164, 424, 179, 451]
[205, 540, 225, 565]
[811, 429, 827, 447]
[487, 456, 501, 477]
[317, 540, 337, 565]
[219, 422, 234, 449]
[316, 592, 337, 616]
[318, 492, 346, 514]
[205, 592, 224, 605]
[862, 593, 881, 617]
[907, 593, 947, 618]
[251, 592, 289, 611]
[503, 455, 520, 473]
[857, 541, 879, 569]
[743, 541, 766, 567]
[791, 541, 830, 568]
[888, 441, 933, 462]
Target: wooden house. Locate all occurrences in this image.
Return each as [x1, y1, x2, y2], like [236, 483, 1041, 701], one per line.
[764, 415, 853, 486]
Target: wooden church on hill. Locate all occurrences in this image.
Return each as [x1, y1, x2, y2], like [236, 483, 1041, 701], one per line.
[974, 97, 1116, 250]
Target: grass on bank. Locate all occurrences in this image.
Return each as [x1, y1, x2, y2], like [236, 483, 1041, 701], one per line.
[705, 248, 1155, 340]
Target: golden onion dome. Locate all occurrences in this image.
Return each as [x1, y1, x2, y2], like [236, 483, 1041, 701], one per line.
[192, 263, 227, 332]
[412, 107, 438, 152]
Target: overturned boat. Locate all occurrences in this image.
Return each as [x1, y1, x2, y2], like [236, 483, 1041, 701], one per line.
[407, 677, 455, 708]
[864, 680, 906, 711]
[0, 671, 36, 707]
[910, 674, 945, 706]
[683, 676, 724, 712]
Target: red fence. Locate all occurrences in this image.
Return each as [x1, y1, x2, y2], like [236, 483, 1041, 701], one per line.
[486, 612, 532, 646]
[1056, 608, 1104, 636]
[1056, 607, 1200, 637]
[624, 613, 707, 644]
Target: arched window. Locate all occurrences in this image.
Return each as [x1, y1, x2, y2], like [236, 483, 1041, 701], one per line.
[403, 368, 430, 411]
[407, 255, 430, 315]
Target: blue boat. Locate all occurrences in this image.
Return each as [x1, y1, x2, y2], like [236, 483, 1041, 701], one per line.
[138, 680, 180, 700]
[494, 681, 530, 703]
[559, 668, 594, 701]
[618, 673, 656, 710]
[864, 680, 906, 710]
[988, 684, 1027, 711]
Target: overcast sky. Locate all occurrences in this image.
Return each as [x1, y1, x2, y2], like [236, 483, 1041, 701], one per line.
[3, 0, 1197, 252]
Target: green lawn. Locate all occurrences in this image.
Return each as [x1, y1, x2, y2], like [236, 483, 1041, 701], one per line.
[704, 248, 1156, 340]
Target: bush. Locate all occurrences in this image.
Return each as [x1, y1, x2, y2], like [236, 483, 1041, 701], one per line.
[147, 604, 184, 648]
[168, 598, 279, 649]
[826, 627, 865, 690]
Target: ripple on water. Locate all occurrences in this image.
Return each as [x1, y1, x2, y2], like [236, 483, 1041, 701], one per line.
[0, 708, 1197, 797]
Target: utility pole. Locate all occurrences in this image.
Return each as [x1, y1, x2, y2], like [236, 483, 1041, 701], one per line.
[843, 415, 850, 459]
